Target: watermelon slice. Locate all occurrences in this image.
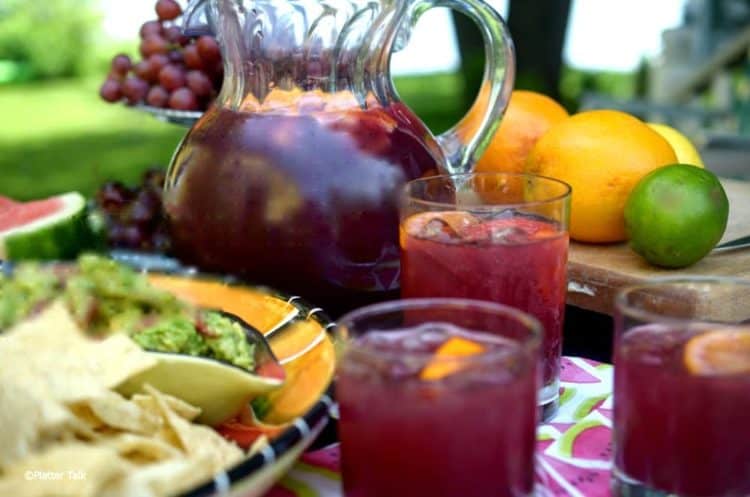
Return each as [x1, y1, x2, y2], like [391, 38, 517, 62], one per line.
[0, 192, 101, 261]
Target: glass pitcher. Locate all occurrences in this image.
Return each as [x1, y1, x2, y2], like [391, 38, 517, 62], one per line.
[164, 0, 514, 314]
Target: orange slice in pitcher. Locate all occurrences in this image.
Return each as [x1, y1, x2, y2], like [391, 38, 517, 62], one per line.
[684, 329, 750, 375]
[421, 336, 485, 381]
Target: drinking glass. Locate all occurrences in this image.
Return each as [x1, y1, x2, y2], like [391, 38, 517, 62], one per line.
[400, 172, 571, 418]
[613, 277, 750, 497]
[335, 298, 541, 497]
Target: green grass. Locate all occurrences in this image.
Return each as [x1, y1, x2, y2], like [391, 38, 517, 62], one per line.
[0, 78, 187, 200]
[396, 72, 467, 133]
[0, 75, 466, 200]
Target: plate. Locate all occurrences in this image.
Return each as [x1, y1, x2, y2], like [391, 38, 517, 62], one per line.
[135, 104, 202, 127]
[3, 251, 337, 497]
[115, 252, 337, 497]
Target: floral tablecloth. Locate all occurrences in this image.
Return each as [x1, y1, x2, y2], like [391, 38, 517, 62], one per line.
[266, 357, 614, 497]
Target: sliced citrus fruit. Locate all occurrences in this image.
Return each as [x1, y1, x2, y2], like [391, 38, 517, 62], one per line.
[684, 329, 750, 375]
[421, 336, 485, 381]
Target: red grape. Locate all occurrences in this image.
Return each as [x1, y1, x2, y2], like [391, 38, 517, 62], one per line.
[133, 60, 156, 82]
[196, 36, 221, 64]
[208, 62, 224, 87]
[129, 189, 161, 224]
[94, 169, 172, 252]
[121, 77, 149, 104]
[183, 44, 203, 70]
[99, 79, 122, 102]
[164, 25, 188, 46]
[110, 224, 146, 248]
[143, 169, 166, 191]
[169, 88, 199, 110]
[140, 34, 169, 57]
[97, 182, 134, 212]
[146, 86, 170, 107]
[106, 70, 126, 82]
[148, 53, 170, 73]
[167, 50, 184, 64]
[158, 64, 186, 91]
[140, 20, 163, 39]
[208, 60, 224, 77]
[186, 70, 213, 98]
[111, 54, 132, 76]
[156, 0, 182, 21]
[100, 1, 221, 113]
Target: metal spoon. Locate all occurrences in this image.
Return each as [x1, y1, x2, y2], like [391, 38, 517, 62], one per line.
[713, 235, 750, 252]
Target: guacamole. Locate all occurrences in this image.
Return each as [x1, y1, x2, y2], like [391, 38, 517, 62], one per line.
[0, 254, 256, 371]
[133, 311, 255, 370]
[0, 264, 61, 329]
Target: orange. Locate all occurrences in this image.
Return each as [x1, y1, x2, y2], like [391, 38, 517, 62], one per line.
[525, 110, 678, 243]
[421, 336, 485, 381]
[465, 90, 569, 174]
[684, 330, 750, 375]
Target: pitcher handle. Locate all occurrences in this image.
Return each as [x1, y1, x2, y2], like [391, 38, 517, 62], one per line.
[399, 0, 515, 174]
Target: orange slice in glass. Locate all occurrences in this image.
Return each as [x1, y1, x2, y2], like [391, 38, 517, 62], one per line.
[421, 336, 485, 381]
[684, 329, 750, 375]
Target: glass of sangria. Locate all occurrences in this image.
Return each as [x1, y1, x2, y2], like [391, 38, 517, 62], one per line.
[335, 298, 541, 497]
[400, 172, 571, 418]
[613, 277, 750, 497]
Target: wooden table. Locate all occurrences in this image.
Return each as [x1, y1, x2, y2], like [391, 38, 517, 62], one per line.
[567, 178, 750, 316]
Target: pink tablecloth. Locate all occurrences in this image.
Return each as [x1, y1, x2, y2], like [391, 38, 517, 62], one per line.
[267, 357, 614, 497]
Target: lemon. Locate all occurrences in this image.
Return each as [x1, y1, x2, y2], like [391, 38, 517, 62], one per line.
[624, 164, 728, 268]
[647, 123, 704, 168]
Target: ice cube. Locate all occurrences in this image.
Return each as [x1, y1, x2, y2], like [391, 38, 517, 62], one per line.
[490, 226, 528, 244]
[413, 211, 480, 242]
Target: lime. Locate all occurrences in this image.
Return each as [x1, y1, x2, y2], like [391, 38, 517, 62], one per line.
[624, 164, 728, 268]
[684, 330, 750, 375]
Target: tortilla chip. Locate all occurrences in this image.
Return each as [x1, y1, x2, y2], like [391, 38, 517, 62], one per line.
[0, 303, 157, 405]
[82, 391, 162, 435]
[144, 385, 243, 472]
[0, 380, 73, 467]
[2, 300, 83, 346]
[68, 404, 106, 432]
[0, 302, 248, 497]
[99, 457, 209, 497]
[0, 303, 159, 470]
[99, 433, 181, 463]
[92, 334, 159, 389]
[132, 392, 201, 421]
[248, 434, 269, 456]
[0, 443, 130, 497]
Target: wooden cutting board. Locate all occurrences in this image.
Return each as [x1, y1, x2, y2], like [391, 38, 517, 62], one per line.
[567, 178, 750, 316]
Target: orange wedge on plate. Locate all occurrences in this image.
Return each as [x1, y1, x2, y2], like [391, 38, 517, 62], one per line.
[421, 336, 485, 381]
[684, 329, 750, 375]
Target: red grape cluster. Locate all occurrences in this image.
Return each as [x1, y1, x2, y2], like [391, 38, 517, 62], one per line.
[94, 169, 172, 253]
[99, 0, 222, 111]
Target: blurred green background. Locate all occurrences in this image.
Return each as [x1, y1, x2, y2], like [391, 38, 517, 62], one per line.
[2, 0, 746, 200]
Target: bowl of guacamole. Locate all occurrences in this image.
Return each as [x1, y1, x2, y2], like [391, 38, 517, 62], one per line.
[0, 254, 258, 371]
